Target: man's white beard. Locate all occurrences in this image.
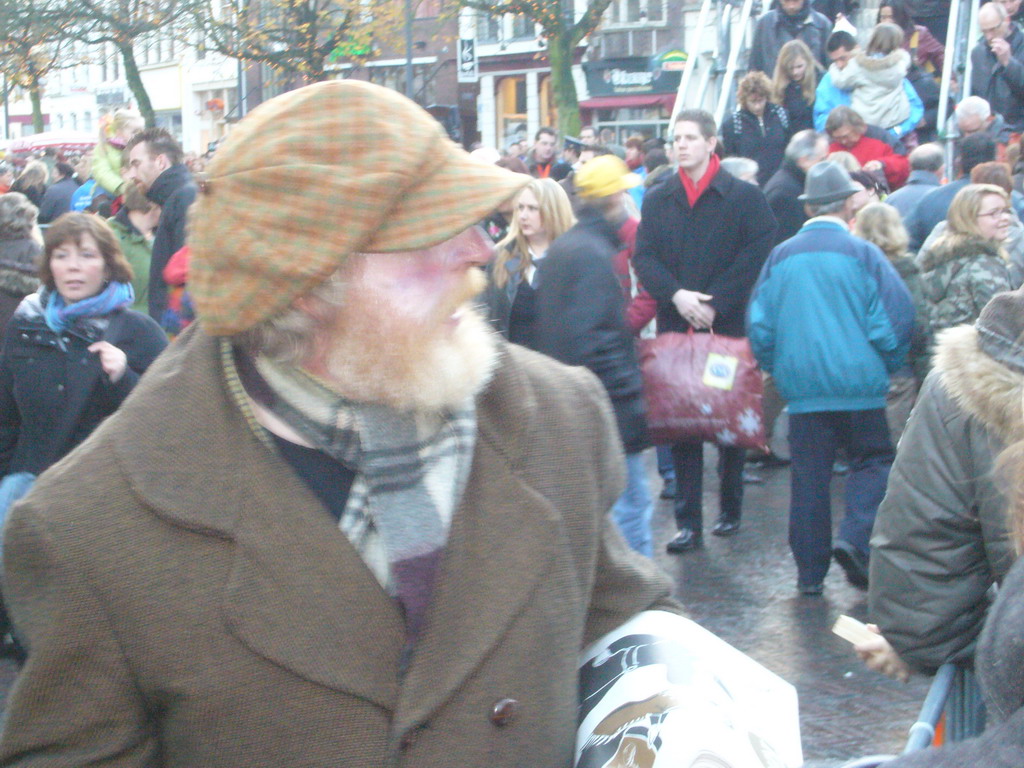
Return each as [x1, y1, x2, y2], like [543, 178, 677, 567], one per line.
[323, 303, 499, 413]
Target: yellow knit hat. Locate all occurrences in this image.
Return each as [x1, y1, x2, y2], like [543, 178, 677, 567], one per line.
[574, 155, 642, 199]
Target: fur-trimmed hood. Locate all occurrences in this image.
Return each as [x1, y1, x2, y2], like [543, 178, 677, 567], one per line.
[856, 48, 910, 78]
[933, 323, 1024, 445]
[918, 233, 1006, 273]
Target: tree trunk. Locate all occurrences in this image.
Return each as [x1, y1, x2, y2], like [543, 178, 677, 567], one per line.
[547, 34, 581, 138]
[29, 85, 43, 133]
[119, 43, 156, 127]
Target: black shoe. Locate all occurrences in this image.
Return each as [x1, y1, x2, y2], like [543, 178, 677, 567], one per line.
[666, 528, 703, 553]
[659, 478, 677, 500]
[798, 581, 824, 596]
[711, 517, 740, 537]
[833, 540, 869, 588]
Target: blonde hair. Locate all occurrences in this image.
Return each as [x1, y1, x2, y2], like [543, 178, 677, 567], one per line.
[827, 151, 862, 172]
[15, 161, 47, 191]
[867, 22, 905, 55]
[854, 202, 909, 262]
[772, 40, 817, 107]
[737, 71, 773, 110]
[103, 108, 144, 142]
[947, 183, 1010, 240]
[491, 178, 575, 289]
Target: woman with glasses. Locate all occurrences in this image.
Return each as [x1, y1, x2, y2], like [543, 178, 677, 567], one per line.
[918, 183, 1020, 334]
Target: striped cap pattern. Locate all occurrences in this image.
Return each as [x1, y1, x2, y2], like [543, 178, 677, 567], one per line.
[188, 79, 530, 336]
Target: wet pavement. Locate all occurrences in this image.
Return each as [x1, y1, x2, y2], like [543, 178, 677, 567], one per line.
[0, 447, 930, 766]
[651, 448, 930, 767]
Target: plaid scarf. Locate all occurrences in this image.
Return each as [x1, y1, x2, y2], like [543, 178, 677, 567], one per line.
[226, 345, 476, 647]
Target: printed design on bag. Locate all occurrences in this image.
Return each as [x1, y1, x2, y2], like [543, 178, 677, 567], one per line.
[715, 428, 738, 446]
[702, 354, 738, 391]
[737, 408, 762, 437]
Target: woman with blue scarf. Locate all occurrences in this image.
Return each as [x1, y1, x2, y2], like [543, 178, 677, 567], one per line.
[0, 212, 167, 531]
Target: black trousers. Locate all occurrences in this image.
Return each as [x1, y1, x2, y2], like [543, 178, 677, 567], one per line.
[670, 441, 744, 532]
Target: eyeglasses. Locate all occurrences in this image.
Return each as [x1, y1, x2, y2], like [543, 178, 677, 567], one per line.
[978, 207, 1013, 219]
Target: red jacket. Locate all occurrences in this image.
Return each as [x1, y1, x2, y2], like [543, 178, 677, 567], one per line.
[830, 133, 910, 190]
[610, 217, 657, 334]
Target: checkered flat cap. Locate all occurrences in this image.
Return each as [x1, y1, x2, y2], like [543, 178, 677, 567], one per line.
[188, 80, 529, 335]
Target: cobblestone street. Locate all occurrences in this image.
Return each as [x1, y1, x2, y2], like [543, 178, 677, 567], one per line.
[651, 448, 930, 767]
[0, 448, 931, 766]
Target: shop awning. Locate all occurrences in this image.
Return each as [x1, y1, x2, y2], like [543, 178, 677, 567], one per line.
[579, 93, 676, 111]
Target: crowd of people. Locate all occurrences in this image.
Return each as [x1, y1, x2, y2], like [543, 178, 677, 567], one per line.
[0, 0, 1022, 764]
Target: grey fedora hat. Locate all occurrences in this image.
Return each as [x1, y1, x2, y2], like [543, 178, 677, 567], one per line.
[797, 161, 861, 205]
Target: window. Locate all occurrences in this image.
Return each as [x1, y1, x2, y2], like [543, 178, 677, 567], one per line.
[84, 112, 93, 131]
[476, 12, 501, 43]
[509, 14, 533, 40]
[605, 0, 664, 25]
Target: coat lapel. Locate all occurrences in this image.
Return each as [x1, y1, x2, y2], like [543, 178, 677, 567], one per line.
[113, 328, 404, 709]
[392, 352, 564, 733]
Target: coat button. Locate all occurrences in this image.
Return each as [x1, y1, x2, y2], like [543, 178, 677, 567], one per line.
[56, 384, 64, 392]
[490, 698, 518, 727]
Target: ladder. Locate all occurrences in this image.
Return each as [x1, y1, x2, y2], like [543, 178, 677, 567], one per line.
[671, 0, 759, 127]
[937, 0, 979, 170]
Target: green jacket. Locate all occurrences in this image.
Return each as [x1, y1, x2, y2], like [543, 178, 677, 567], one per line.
[870, 320, 1020, 673]
[108, 215, 152, 314]
[91, 141, 126, 196]
[919, 235, 1018, 334]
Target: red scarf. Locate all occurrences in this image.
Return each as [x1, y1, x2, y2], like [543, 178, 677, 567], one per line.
[679, 154, 720, 208]
[534, 161, 552, 179]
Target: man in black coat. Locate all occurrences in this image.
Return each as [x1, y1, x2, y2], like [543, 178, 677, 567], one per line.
[36, 162, 80, 224]
[123, 128, 197, 325]
[533, 155, 653, 556]
[971, 2, 1024, 132]
[749, 0, 833, 74]
[764, 129, 828, 246]
[634, 109, 777, 554]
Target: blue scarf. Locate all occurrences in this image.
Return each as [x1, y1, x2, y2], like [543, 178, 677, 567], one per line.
[43, 281, 134, 333]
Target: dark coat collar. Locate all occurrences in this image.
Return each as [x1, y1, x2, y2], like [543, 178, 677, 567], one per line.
[145, 163, 194, 207]
[666, 165, 735, 208]
[109, 325, 561, 727]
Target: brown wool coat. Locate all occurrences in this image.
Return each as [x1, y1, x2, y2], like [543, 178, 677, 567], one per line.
[0, 325, 676, 768]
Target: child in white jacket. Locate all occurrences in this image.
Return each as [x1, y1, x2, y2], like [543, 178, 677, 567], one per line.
[830, 23, 911, 134]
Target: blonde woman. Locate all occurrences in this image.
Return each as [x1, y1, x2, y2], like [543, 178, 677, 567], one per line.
[918, 183, 1019, 334]
[772, 39, 818, 132]
[483, 177, 575, 347]
[854, 202, 930, 445]
[10, 161, 48, 208]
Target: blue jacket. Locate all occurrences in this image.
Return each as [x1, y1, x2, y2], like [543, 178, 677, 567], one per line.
[814, 71, 924, 138]
[747, 219, 915, 413]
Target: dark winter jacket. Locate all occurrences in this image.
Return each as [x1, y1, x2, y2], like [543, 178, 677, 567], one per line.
[749, 5, 832, 75]
[971, 22, 1024, 131]
[0, 237, 41, 330]
[0, 291, 167, 478]
[779, 81, 815, 133]
[634, 168, 777, 338]
[871, 309, 1022, 675]
[747, 218, 915, 413]
[145, 164, 197, 324]
[36, 177, 80, 225]
[918, 234, 1018, 334]
[906, 63, 945, 143]
[905, 177, 970, 251]
[532, 207, 648, 454]
[884, 169, 941, 219]
[720, 104, 791, 186]
[763, 159, 807, 246]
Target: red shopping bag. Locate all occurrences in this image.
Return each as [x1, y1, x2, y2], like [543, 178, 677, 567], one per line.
[638, 330, 767, 450]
